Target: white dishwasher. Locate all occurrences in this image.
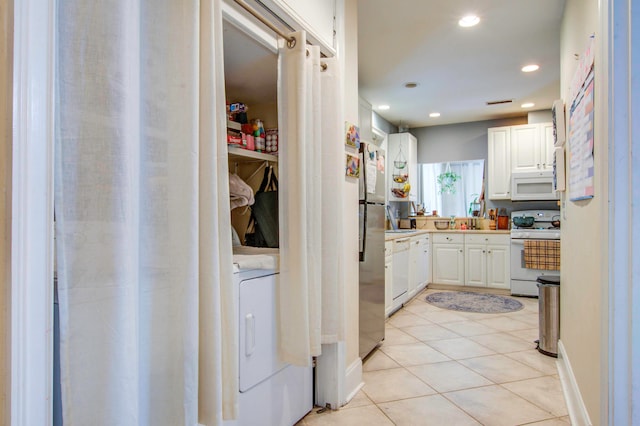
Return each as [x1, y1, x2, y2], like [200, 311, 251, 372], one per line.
[391, 237, 410, 312]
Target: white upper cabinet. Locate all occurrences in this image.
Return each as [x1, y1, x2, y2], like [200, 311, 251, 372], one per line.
[488, 122, 555, 200]
[260, 0, 336, 54]
[541, 122, 555, 170]
[511, 124, 541, 172]
[511, 123, 555, 172]
[487, 127, 511, 200]
[387, 133, 418, 202]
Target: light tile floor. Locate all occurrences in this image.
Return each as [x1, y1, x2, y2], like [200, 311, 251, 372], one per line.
[298, 288, 570, 426]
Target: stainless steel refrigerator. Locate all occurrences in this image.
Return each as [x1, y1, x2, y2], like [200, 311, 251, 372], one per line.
[358, 142, 386, 359]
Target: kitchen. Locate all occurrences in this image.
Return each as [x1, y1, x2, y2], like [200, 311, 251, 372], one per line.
[4, 0, 636, 425]
[349, 0, 623, 425]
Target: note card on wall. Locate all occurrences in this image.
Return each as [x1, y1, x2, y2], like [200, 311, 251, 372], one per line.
[568, 35, 595, 202]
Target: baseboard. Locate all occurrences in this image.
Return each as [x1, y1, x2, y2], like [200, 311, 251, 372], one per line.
[557, 340, 593, 426]
[344, 357, 363, 404]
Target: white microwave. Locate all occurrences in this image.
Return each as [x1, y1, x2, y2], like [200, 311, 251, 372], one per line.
[511, 171, 559, 201]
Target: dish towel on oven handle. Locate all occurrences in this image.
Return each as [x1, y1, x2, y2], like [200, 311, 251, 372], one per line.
[524, 240, 560, 270]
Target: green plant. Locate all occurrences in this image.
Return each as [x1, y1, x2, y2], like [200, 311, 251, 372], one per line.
[437, 170, 460, 194]
[468, 193, 479, 215]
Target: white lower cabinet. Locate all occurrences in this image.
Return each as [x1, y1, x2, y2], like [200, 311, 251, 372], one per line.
[387, 232, 509, 314]
[387, 233, 430, 316]
[416, 234, 430, 293]
[391, 238, 410, 312]
[432, 233, 465, 286]
[384, 241, 393, 317]
[465, 243, 487, 287]
[408, 235, 429, 299]
[486, 242, 510, 289]
[464, 234, 510, 289]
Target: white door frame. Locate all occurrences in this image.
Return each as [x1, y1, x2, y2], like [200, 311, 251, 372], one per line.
[10, 0, 55, 424]
[606, 0, 639, 424]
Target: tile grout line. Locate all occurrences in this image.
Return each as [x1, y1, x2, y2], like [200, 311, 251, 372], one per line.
[304, 290, 568, 425]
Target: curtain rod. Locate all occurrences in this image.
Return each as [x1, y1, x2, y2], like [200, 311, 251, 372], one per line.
[233, 0, 297, 47]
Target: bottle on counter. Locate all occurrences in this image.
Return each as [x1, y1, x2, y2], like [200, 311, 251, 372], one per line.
[449, 216, 456, 230]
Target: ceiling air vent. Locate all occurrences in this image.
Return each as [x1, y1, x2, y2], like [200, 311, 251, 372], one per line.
[486, 99, 514, 106]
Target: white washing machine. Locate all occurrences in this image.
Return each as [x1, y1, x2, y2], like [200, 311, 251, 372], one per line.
[229, 268, 313, 426]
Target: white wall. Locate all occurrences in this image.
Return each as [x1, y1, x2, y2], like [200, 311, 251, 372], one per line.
[343, 0, 360, 372]
[411, 117, 527, 164]
[559, 0, 605, 423]
[0, 0, 12, 421]
[372, 111, 397, 136]
[527, 110, 553, 124]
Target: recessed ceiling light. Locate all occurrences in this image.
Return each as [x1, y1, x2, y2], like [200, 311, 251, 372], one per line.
[521, 102, 535, 108]
[429, 112, 441, 118]
[458, 15, 480, 27]
[404, 82, 418, 89]
[521, 64, 540, 73]
[378, 105, 390, 110]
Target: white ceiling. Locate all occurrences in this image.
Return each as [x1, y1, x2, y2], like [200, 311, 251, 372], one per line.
[223, 20, 278, 106]
[357, 0, 566, 128]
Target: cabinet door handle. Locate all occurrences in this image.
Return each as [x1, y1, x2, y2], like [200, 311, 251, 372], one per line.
[488, 250, 492, 254]
[459, 249, 463, 253]
[245, 314, 255, 357]
[482, 250, 486, 253]
[537, 163, 541, 169]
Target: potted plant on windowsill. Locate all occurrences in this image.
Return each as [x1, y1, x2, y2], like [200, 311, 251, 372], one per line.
[468, 193, 481, 217]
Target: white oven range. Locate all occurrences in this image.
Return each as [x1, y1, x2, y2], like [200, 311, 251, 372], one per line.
[510, 210, 561, 297]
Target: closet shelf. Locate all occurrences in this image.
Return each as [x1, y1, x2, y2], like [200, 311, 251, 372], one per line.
[228, 146, 278, 162]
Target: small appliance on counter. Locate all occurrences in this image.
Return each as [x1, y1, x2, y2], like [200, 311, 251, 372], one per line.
[398, 218, 416, 229]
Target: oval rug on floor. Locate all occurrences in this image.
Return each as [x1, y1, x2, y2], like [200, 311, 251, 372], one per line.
[425, 291, 524, 313]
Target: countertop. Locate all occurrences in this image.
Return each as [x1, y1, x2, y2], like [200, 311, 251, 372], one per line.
[384, 229, 511, 241]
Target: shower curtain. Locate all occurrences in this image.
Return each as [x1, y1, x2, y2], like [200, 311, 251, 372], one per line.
[54, 0, 234, 424]
[319, 57, 346, 344]
[278, 32, 345, 365]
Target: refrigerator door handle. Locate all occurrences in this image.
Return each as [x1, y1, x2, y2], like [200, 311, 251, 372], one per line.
[359, 201, 367, 262]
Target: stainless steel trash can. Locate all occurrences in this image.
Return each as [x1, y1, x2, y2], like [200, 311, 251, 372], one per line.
[537, 276, 560, 357]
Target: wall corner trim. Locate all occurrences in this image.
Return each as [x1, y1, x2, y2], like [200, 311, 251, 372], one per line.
[557, 340, 593, 426]
[344, 357, 363, 404]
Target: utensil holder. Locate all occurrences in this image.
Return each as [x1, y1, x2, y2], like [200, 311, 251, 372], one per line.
[497, 216, 509, 230]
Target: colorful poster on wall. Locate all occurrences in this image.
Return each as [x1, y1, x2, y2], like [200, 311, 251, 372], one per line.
[345, 122, 360, 149]
[568, 67, 595, 201]
[345, 153, 360, 178]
